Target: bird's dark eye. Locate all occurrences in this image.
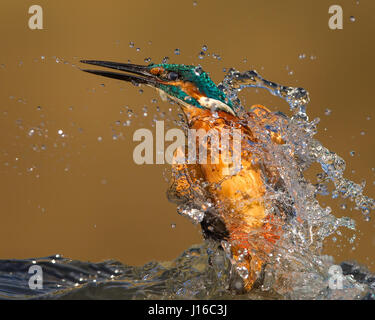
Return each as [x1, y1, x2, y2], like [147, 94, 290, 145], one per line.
[167, 72, 179, 81]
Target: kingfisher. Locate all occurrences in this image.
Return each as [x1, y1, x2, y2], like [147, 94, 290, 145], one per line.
[80, 60, 292, 291]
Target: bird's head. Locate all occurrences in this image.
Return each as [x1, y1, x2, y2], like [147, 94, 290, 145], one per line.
[80, 60, 235, 116]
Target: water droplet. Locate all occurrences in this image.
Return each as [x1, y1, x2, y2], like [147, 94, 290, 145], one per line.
[143, 106, 148, 117]
[194, 66, 203, 76]
[212, 53, 221, 60]
[350, 16, 356, 22]
[324, 108, 332, 116]
[162, 56, 169, 64]
[193, 1, 197, 6]
[350, 151, 355, 157]
[136, 47, 140, 52]
[171, 223, 176, 229]
[360, 131, 365, 136]
[129, 41, 134, 48]
[97, 136, 102, 142]
[174, 48, 180, 55]
[299, 53, 306, 59]
[58, 129, 63, 135]
[202, 44, 208, 52]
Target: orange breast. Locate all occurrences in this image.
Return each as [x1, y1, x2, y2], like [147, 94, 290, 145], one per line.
[175, 104, 285, 290]
[184, 105, 274, 228]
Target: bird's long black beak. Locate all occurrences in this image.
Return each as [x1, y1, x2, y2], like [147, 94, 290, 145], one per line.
[80, 60, 159, 86]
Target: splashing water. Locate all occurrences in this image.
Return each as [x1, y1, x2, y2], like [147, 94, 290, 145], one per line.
[222, 69, 375, 297]
[1, 68, 374, 300]
[166, 68, 375, 298]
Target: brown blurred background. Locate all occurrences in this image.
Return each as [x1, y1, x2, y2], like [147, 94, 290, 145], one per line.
[0, 0, 374, 270]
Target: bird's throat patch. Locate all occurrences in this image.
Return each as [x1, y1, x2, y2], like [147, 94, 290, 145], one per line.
[198, 97, 236, 116]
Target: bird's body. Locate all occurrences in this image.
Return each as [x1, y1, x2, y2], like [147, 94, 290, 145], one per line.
[169, 104, 285, 290]
[80, 60, 289, 290]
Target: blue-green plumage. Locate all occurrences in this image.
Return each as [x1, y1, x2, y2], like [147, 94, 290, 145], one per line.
[150, 63, 233, 110]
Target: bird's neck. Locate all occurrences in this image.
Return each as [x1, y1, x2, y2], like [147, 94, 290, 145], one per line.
[181, 103, 236, 128]
[180, 98, 235, 124]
